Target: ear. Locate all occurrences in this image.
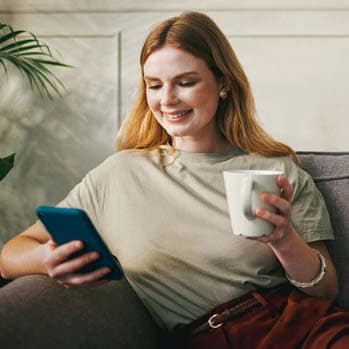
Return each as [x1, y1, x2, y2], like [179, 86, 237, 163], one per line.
[218, 76, 231, 92]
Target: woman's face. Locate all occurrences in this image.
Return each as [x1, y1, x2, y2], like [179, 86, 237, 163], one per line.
[143, 46, 222, 148]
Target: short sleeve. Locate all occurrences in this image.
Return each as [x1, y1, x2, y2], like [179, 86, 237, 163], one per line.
[56, 156, 114, 234]
[289, 162, 334, 242]
[58, 172, 100, 212]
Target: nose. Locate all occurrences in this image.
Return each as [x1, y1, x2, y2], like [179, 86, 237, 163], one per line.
[160, 85, 179, 106]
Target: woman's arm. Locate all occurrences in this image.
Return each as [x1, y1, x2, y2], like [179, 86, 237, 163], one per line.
[0, 222, 111, 287]
[269, 229, 338, 299]
[0, 223, 51, 278]
[252, 175, 338, 300]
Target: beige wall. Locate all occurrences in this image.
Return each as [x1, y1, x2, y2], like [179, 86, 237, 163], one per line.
[1, 1, 348, 245]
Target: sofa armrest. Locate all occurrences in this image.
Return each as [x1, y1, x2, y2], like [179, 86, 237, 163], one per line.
[0, 275, 161, 349]
[298, 152, 349, 310]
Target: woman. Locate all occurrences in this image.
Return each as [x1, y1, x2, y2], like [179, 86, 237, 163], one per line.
[1, 11, 348, 348]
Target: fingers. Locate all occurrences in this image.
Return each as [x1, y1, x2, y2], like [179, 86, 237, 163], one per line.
[44, 240, 111, 288]
[46, 240, 84, 269]
[49, 251, 100, 278]
[255, 207, 288, 227]
[256, 194, 291, 233]
[277, 175, 293, 201]
[248, 228, 288, 244]
[259, 175, 293, 216]
[59, 267, 111, 288]
[251, 175, 294, 244]
[259, 193, 291, 216]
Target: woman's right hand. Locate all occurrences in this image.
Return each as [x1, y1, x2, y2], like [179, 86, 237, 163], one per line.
[43, 239, 111, 288]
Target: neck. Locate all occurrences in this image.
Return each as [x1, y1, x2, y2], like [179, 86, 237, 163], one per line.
[173, 136, 231, 153]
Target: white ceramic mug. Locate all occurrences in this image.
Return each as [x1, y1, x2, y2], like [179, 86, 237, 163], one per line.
[223, 170, 283, 237]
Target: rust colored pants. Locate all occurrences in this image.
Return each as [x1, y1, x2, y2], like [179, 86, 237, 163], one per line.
[169, 285, 349, 349]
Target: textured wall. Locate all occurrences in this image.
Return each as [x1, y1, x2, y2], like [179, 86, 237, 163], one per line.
[0, 28, 119, 244]
[0, 55, 117, 243]
[1, 1, 349, 247]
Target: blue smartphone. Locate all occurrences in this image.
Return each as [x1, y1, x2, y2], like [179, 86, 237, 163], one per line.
[36, 206, 123, 280]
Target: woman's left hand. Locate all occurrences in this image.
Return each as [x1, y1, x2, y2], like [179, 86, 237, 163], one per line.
[249, 175, 294, 244]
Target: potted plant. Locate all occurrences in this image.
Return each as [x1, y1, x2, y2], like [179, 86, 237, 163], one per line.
[0, 22, 71, 182]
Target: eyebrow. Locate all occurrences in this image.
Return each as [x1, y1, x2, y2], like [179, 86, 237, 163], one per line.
[144, 71, 200, 81]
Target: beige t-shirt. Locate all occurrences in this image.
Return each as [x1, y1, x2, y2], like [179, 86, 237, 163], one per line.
[58, 146, 334, 330]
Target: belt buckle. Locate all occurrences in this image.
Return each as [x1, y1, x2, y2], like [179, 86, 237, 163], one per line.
[208, 314, 223, 329]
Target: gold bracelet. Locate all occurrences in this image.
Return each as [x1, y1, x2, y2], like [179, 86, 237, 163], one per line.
[285, 249, 327, 288]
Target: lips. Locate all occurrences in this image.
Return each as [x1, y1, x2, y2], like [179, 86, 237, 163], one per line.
[163, 109, 192, 120]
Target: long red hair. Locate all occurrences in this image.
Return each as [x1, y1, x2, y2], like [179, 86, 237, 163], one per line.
[116, 11, 299, 163]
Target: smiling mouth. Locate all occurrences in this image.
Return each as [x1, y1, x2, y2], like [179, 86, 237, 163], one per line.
[164, 109, 192, 120]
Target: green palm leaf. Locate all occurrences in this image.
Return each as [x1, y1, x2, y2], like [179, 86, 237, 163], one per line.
[0, 153, 15, 181]
[0, 24, 72, 182]
[0, 22, 72, 99]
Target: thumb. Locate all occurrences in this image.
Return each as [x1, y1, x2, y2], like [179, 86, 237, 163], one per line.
[47, 238, 58, 248]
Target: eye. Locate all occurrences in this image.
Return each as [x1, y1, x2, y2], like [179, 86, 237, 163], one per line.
[178, 81, 196, 87]
[147, 84, 162, 90]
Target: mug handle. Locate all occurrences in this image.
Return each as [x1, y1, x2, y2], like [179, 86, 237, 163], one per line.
[241, 177, 255, 220]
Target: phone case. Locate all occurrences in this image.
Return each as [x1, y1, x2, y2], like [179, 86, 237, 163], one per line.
[36, 206, 123, 280]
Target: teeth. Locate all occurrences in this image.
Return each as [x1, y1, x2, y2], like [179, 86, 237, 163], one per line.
[167, 110, 189, 119]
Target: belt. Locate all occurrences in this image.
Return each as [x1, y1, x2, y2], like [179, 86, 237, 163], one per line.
[179, 284, 291, 338]
[190, 296, 260, 336]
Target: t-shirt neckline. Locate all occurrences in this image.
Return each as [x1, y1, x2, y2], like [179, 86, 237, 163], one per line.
[175, 145, 245, 163]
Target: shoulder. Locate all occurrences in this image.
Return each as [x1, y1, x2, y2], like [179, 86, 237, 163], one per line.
[88, 149, 159, 179]
[236, 154, 299, 174]
[95, 149, 150, 168]
[235, 154, 311, 189]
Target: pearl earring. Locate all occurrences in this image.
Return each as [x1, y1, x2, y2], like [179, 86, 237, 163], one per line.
[219, 90, 227, 99]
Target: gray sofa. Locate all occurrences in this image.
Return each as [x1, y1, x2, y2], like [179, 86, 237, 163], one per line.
[0, 152, 348, 348]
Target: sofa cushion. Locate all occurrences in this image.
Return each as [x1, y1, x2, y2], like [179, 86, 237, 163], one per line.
[298, 152, 349, 309]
